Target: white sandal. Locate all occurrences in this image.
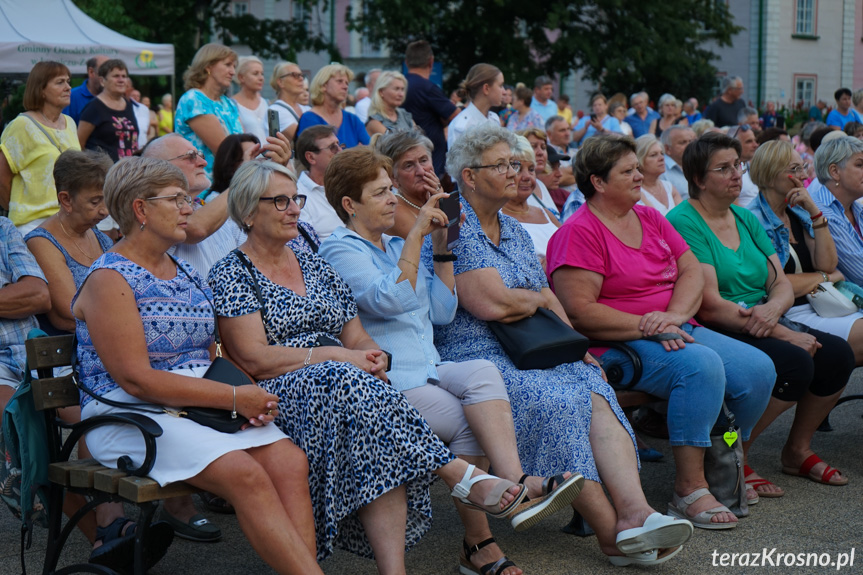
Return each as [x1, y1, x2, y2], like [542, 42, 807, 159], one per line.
[451, 464, 526, 519]
[667, 488, 737, 530]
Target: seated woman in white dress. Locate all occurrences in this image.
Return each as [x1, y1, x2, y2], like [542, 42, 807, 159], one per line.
[500, 136, 560, 270]
[635, 134, 682, 216]
[72, 156, 324, 574]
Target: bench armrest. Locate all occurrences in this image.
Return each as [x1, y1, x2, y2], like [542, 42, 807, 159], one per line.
[58, 412, 163, 477]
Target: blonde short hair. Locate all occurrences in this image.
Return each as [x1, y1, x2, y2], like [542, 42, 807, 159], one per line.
[235, 56, 263, 85]
[511, 135, 536, 165]
[270, 61, 300, 94]
[103, 157, 189, 235]
[309, 64, 354, 106]
[183, 43, 238, 90]
[368, 71, 407, 118]
[749, 140, 795, 191]
[635, 134, 661, 167]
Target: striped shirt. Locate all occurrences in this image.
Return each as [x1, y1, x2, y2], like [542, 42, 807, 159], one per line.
[810, 181, 863, 284]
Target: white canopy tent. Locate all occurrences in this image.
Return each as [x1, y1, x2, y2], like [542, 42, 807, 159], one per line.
[0, 0, 174, 76]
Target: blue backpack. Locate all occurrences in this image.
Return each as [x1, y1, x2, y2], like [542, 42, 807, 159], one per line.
[0, 329, 51, 559]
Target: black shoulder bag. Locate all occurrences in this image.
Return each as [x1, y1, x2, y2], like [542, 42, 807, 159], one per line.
[75, 257, 252, 434]
[487, 307, 589, 371]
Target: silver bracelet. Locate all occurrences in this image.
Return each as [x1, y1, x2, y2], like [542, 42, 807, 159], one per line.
[304, 347, 314, 367]
[231, 386, 237, 420]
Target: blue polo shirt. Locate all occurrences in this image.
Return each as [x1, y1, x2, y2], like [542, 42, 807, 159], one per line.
[625, 110, 660, 138]
[63, 83, 97, 125]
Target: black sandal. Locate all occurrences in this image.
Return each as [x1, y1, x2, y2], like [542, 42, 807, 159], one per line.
[459, 537, 517, 575]
[509, 473, 584, 531]
[89, 517, 174, 573]
[200, 490, 236, 514]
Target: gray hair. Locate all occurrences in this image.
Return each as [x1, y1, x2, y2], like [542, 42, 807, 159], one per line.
[446, 123, 517, 190]
[738, 106, 758, 124]
[801, 121, 827, 146]
[657, 93, 676, 108]
[691, 119, 715, 137]
[854, 89, 863, 108]
[103, 157, 189, 236]
[814, 136, 863, 186]
[660, 125, 692, 148]
[630, 91, 649, 104]
[227, 160, 297, 232]
[374, 129, 434, 178]
[721, 76, 742, 95]
[544, 115, 567, 133]
[512, 135, 536, 164]
[534, 75, 553, 89]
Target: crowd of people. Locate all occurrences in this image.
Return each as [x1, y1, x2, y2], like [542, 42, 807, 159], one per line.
[0, 38, 860, 575]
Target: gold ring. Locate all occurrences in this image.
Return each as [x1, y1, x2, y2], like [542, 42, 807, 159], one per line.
[267, 409, 273, 416]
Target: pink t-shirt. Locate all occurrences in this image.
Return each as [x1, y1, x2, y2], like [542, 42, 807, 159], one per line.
[546, 204, 692, 319]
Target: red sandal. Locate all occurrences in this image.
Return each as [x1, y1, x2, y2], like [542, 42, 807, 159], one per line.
[744, 465, 785, 498]
[782, 454, 848, 486]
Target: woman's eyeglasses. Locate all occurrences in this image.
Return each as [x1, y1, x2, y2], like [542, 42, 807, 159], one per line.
[470, 161, 522, 175]
[788, 163, 810, 177]
[279, 72, 305, 81]
[144, 193, 194, 208]
[258, 194, 307, 211]
[709, 161, 748, 178]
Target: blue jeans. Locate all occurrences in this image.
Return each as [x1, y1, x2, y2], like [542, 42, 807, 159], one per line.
[600, 324, 775, 447]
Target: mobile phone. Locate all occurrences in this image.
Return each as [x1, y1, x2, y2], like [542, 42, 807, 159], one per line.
[267, 109, 280, 139]
[776, 115, 785, 130]
[590, 113, 597, 122]
[439, 191, 460, 251]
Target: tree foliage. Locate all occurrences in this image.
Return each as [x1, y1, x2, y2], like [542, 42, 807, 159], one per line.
[349, 0, 741, 103]
[73, 0, 336, 91]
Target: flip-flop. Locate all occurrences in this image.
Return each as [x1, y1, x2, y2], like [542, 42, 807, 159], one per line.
[615, 512, 694, 554]
[89, 518, 174, 573]
[509, 473, 584, 531]
[782, 454, 848, 486]
[744, 465, 784, 498]
[608, 546, 683, 567]
[451, 464, 527, 519]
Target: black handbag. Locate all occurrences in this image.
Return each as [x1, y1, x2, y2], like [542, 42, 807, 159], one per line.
[704, 403, 749, 518]
[487, 307, 590, 370]
[74, 258, 252, 434]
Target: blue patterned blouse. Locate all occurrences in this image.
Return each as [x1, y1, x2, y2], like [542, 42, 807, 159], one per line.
[73, 253, 214, 407]
[24, 226, 114, 289]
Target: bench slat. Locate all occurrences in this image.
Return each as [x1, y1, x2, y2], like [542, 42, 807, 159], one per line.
[32, 376, 79, 411]
[94, 469, 128, 494]
[26, 336, 75, 370]
[69, 464, 110, 489]
[48, 460, 99, 487]
[118, 476, 196, 503]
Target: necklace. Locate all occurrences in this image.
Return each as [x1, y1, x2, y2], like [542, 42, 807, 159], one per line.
[502, 204, 530, 215]
[39, 111, 61, 129]
[395, 192, 423, 210]
[58, 217, 98, 260]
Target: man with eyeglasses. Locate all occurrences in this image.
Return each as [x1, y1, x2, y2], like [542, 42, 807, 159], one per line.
[730, 124, 760, 206]
[703, 76, 746, 129]
[295, 125, 345, 240]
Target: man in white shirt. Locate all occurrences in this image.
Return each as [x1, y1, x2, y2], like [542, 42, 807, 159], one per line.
[730, 124, 760, 206]
[295, 125, 344, 239]
[354, 69, 381, 124]
[530, 75, 558, 122]
[660, 126, 696, 200]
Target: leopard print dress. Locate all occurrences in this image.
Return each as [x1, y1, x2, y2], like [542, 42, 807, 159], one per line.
[208, 249, 454, 561]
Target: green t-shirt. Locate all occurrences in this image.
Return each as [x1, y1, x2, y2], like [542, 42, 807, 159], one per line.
[667, 201, 776, 308]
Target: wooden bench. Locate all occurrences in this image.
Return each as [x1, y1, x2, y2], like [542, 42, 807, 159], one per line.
[26, 333, 196, 575]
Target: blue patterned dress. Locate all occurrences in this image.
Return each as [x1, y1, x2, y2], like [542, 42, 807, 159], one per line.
[208, 249, 454, 561]
[423, 201, 636, 481]
[74, 253, 287, 485]
[24, 226, 113, 335]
